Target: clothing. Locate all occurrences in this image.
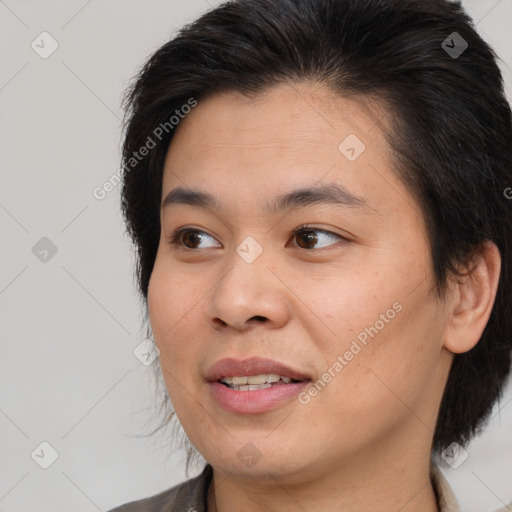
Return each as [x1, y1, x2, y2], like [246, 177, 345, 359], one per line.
[108, 464, 511, 512]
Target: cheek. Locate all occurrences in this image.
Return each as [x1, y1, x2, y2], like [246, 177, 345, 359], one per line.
[304, 269, 398, 343]
[147, 261, 172, 341]
[148, 256, 200, 342]
[147, 257, 206, 395]
[334, 293, 444, 417]
[309, 265, 443, 402]
[147, 262, 188, 373]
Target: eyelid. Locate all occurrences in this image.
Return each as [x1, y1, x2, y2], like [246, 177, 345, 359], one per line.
[289, 224, 348, 250]
[293, 223, 349, 240]
[167, 226, 220, 248]
[167, 224, 349, 250]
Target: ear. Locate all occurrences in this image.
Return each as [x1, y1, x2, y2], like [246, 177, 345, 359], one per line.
[443, 241, 501, 355]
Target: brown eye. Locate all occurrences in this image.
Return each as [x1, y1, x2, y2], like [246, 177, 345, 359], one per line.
[295, 229, 319, 249]
[291, 226, 344, 250]
[168, 226, 344, 251]
[181, 231, 203, 249]
[169, 228, 220, 249]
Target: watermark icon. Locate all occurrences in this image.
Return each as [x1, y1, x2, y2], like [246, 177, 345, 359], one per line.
[298, 301, 403, 405]
[31, 31, 59, 59]
[442, 32, 468, 59]
[92, 98, 197, 201]
[133, 338, 160, 366]
[338, 134, 366, 162]
[31, 441, 59, 469]
[32, 237, 58, 263]
[441, 441, 469, 469]
[504, 187, 512, 200]
[237, 442, 262, 468]
[236, 236, 263, 263]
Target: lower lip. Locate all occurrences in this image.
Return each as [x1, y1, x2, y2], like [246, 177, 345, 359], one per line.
[208, 380, 310, 414]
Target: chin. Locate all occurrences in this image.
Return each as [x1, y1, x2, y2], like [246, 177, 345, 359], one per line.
[199, 436, 316, 479]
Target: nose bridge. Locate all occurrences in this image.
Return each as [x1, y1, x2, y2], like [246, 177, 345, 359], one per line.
[205, 235, 289, 330]
[217, 234, 271, 307]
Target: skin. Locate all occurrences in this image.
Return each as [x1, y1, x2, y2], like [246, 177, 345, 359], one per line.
[147, 81, 501, 512]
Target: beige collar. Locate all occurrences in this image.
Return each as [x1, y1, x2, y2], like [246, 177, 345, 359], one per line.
[430, 465, 512, 512]
[430, 466, 462, 512]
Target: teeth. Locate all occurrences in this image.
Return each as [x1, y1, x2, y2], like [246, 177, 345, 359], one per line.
[247, 375, 267, 385]
[220, 373, 293, 384]
[238, 383, 272, 391]
[219, 373, 298, 390]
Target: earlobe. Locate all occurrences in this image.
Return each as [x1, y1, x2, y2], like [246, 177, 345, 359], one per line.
[443, 241, 501, 355]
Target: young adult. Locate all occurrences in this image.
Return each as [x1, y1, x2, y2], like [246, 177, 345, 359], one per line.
[110, 1, 512, 510]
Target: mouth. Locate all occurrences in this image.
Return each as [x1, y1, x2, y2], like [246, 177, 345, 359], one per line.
[206, 357, 312, 414]
[217, 374, 305, 391]
[206, 356, 312, 386]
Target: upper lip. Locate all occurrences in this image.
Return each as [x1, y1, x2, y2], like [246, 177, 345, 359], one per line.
[206, 357, 311, 382]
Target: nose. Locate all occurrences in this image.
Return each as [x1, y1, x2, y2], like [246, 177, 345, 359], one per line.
[204, 252, 290, 332]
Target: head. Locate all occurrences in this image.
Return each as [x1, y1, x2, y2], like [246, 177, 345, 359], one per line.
[120, 0, 512, 478]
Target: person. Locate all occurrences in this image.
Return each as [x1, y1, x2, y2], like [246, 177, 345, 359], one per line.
[109, 0, 512, 510]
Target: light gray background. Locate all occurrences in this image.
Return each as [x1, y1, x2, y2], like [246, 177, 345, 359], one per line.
[1, 1, 511, 511]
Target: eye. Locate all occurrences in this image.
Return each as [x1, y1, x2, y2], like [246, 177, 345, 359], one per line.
[289, 224, 345, 250]
[168, 227, 220, 249]
[167, 224, 345, 251]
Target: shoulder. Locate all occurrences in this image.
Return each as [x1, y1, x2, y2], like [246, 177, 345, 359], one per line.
[430, 465, 461, 512]
[430, 465, 512, 512]
[107, 464, 213, 512]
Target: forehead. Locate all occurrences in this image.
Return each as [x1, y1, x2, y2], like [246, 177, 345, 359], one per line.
[166, 82, 390, 157]
[160, 82, 412, 218]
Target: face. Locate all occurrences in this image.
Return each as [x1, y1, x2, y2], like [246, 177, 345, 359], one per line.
[147, 82, 453, 481]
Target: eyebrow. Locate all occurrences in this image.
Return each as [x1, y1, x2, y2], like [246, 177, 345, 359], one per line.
[162, 183, 371, 213]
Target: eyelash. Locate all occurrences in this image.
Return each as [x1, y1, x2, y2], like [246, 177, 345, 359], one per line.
[167, 224, 346, 251]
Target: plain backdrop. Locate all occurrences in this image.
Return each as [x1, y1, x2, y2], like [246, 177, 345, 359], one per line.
[1, 1, 511, 511]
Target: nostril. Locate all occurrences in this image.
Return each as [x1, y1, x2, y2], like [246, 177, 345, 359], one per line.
[250, 316, 267, 322]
